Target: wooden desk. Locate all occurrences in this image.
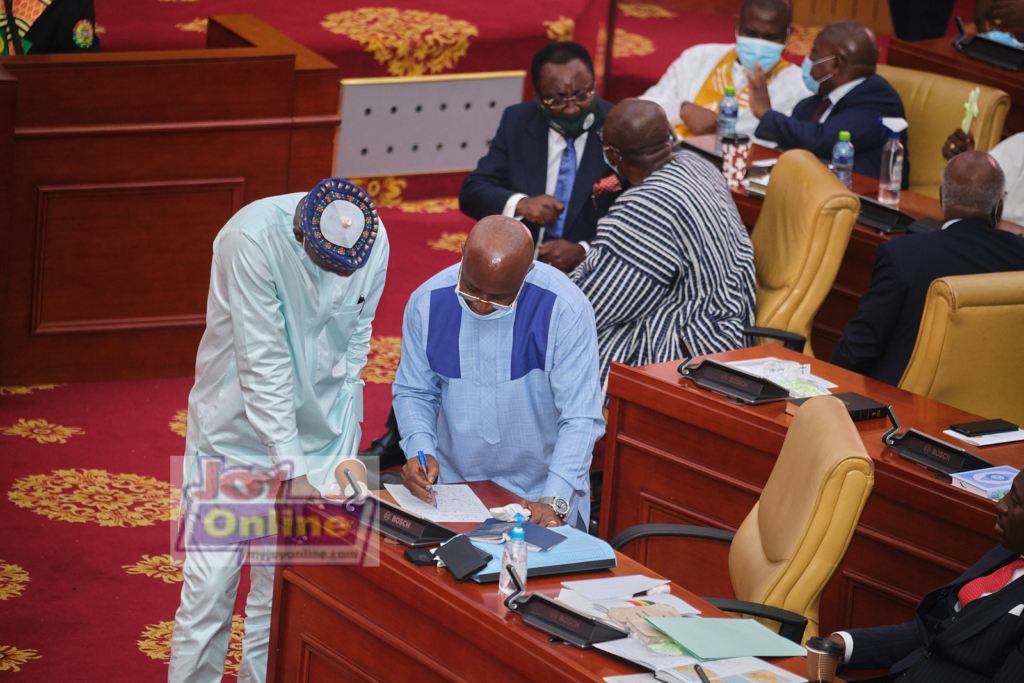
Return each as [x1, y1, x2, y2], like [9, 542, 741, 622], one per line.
[0, 15, 340, 385]
[888, 37, 1024, 135]
[268, 481, 813, 682]
[600, 347, 1024, 637]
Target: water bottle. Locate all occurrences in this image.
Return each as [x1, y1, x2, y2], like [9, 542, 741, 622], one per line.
[498, 514, 528, 597]
[878, 130, 904, 206]
[715, 86, 738, 153]
[831, 131, 854, 190]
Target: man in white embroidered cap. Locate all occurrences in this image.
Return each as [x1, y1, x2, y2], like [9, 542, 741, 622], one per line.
[168, 179, 388, 683]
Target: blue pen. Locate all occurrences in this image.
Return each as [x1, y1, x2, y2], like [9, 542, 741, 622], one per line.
[417, 450, 437, 508]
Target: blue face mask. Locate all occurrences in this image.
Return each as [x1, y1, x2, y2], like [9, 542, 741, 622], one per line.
[457, 292, 515, 320]
[735, 35, 786, 73]
[801, 55, 835, 95]
[602, 147, 622, 177]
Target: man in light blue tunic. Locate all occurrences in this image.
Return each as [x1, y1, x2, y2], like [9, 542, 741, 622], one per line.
[169, 179, 388, 683]
[393, 215, 604, 530]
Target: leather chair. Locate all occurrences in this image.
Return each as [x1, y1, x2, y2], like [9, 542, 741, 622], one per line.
[744, 149, 859, 357]
[899, 272, 1024, 426]
[611, 395, 874, 643]
[792, 0, 895, 35]
[877, 65, 1009, 200]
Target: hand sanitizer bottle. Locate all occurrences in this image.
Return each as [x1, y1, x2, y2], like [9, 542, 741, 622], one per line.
[499, 514, 528, 597]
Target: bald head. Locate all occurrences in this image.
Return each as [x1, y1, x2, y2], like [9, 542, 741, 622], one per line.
[818, 21, 879, 72]
[941, 151, 1005, 225]
[602, 98, 674, 185]
[460, 216, 534, 315]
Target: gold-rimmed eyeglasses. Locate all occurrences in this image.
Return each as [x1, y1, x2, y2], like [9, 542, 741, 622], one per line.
[538, 86, 596, 112]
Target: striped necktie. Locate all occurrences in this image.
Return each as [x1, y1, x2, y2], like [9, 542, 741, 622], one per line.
[958, 558, 1024, 608]
[548, 136, 576, 240]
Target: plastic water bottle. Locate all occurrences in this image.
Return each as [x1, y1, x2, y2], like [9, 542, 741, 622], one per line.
[831, 131, 854, 190]
[715, 86, 738, 153]
[878, 130, 904, 206]
[498, 514, 528, 597]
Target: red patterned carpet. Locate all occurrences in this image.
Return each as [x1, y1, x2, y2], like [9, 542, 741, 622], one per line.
[0, 195, 474, 680]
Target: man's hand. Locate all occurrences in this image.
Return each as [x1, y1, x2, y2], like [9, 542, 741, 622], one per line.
[521, 499, 564, 527]
[943, 129, 975, 160]
[516, 195, 565, 226]
[992, 0, 1024, 28]
[748, 64, 772, 119]
[679, 102, 718, 135]
[401, 453, 439, 504]
[826, 634, 847, 660]
[280, 474, 324, 510]
[538, 239, 586, 271]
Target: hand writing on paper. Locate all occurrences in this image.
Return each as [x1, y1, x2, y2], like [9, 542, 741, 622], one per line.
[402, 453, 439, 504]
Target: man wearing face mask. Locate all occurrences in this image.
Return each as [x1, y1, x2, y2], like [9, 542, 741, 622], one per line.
[392, 216, 604, 531]
[830, 151, 1024, 386]
[571, 99, 756, 403]
[750, 21, 907, 183]
[639, 0, 810, 147]
[459, 42, 618, 274]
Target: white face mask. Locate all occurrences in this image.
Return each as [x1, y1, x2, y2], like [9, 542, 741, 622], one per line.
[457, 292, 515, 320]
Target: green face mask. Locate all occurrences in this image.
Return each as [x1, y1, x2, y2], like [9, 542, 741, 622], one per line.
[537, 98, 605, 139]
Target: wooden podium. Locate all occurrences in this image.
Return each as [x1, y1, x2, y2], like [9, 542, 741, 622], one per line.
[0, 16, 340, 385]
[600, 347, 1024, 636]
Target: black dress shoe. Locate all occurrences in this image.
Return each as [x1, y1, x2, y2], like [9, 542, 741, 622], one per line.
[357, 427, 405, 471]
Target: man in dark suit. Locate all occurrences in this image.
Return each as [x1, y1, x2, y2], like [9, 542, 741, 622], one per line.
[459, 41, 618, 272]
[825, 470, 1024, 682]
[830, 151, 1024, 385]
[749, 21, 907, 182]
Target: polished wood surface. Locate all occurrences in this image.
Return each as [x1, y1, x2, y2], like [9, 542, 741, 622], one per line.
[601, 347, 1024, 637]
[0, 15, 340, 385]
[268, 481, 814, 682]
[888, 37, 1024, 135]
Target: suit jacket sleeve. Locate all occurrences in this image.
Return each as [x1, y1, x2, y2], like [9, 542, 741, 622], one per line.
[844, 621, 924, 671]
[459, 108, 518, 220]
[995, 639, 1024, 682]
[830, 242, 906, 376]
[755, 94, 889, 160]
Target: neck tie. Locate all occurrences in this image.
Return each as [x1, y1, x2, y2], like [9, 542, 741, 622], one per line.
[957, 558, 1024, 608]
[811, 98, 831, 123]
[548, 136, 576, 240]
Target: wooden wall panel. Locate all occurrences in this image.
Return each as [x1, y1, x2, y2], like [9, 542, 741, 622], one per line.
[32, 180, 243, 334]
[793, 0, 895, 34]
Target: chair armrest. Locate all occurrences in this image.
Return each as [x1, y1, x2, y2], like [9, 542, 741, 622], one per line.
[609, 524, 735, 552]
[703, 597, 808, 643]
[743, 326, 806, 352]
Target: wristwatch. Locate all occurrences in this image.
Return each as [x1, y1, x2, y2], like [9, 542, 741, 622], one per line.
[539, 496, 569, 519]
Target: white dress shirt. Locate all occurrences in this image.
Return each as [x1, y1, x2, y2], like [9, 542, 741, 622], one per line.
[639, 43, 812, 147]
[989, 132, 1024, 227]
[818, 76, 867, 123]
[836, 556, 1024, 664]
[502, 128, 590, 249]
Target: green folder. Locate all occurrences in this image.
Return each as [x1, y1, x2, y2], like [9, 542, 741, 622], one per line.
[645, 617, 806, 660]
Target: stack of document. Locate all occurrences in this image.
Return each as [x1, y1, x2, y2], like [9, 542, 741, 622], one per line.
[468, 524, 616, 582]
[644, 618, 805, 660]
[655, 657, 805, 683]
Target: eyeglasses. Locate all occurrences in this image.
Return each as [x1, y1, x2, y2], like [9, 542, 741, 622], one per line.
[538, 86, 596, 112]
[597, 128, 620, 156]
[455, 262, 526, 311]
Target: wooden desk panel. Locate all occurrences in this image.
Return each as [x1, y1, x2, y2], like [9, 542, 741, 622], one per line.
[887, 37, 1024, 135]
[268, 481, 813, 682]
[601, 347, 1023, 635]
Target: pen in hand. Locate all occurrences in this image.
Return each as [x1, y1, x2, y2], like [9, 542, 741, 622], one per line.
[694, 664, 712, 683]
[417, 450, 438, 508]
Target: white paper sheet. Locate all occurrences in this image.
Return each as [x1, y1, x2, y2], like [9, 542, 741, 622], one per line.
[594, 636, 698, 671]
[725, 357, 839, 390]
[562, 575, 671, 601]
[604, 675, 658, 683]
[556, 588, 617, 625]
[596, 594, 701, 617]
[943, 429, 1024, 447]
[383, 483, 490, 523]
[656, 656, 806, 683]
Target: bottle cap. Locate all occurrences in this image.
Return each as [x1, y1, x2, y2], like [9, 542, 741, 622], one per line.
[839, 131, 851, 141]
[511, 514, 525, 541]
[725, 86, 736, 95]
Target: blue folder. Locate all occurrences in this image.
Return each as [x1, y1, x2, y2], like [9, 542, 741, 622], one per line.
[469, 524, 616, 582]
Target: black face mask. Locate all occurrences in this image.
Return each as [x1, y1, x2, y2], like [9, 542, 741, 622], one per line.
[537, 97, 605, 139]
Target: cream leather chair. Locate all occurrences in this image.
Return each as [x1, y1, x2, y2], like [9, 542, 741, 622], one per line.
[877, 65, 1009, 200]
[744, 149, 859, 357]
[900, 272, 1024, 426]
[611, 396, 874, 643]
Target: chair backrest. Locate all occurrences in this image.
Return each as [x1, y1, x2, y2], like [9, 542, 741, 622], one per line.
[792, 0, 895, 35]
[751, 149, 859, 357]
[728, 395, 874, 642]
[899, 272, 1024, 426]
[876, 65, 1010, 200]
